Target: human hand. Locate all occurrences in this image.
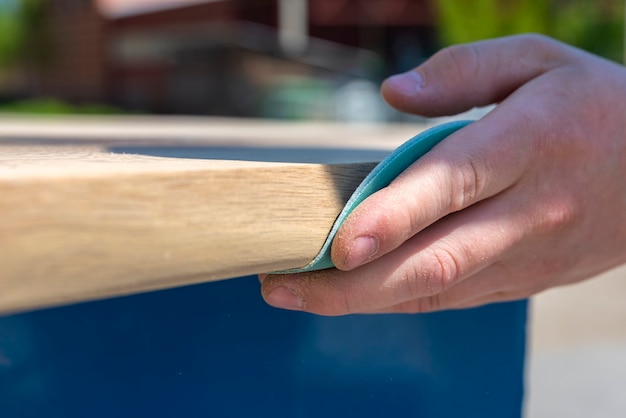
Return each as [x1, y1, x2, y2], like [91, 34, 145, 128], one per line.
[259, 34, 626, 315]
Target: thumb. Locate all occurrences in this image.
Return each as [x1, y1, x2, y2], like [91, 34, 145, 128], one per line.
[381, 34, 570, 117]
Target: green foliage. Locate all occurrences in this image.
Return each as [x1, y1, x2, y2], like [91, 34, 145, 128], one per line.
[437, 0, 550, 44]
[550, 0, 624, 62]
[0, 3, 22, 66]
[436, 0, 624, 61]
[0, 0, 48, 68]
[0, 98, 126, 115]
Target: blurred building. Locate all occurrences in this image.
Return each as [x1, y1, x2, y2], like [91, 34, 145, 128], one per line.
[5, 0, 437, 117]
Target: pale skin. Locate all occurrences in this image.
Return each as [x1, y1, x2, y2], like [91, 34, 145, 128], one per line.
[259, 34, 626, 315]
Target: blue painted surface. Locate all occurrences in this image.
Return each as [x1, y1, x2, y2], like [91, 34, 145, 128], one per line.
[0, 276, 527, 418]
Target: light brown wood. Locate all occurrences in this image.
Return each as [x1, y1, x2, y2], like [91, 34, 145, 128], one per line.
[0, 115, 428, 314]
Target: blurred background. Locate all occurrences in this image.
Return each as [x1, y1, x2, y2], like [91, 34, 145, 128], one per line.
[0, 0, 623, 121]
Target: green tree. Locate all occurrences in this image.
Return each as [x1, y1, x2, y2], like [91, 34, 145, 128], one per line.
[0, 0, 48, 69]
[550, 0, 623, 61]
[436, 0, 550, 43]
[0, 0, 22, 67]
[436, 0, 624, 62]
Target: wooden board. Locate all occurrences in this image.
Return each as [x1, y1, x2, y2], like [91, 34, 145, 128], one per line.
[0, 115, 428, 314]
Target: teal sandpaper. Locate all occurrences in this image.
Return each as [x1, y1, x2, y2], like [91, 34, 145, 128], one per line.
[275, 120, 472, 274]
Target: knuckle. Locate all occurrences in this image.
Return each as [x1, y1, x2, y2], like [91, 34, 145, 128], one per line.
[415, 295, 445, 313]
[435, 43, 481, 83]
[312, 293, 354, 317]
[298, 273, 356, 316]
[340, 288, 355, 315]
[392, 294, 449, 314]
[446, 155, 483, 212]
[428, 247, 461, 292]
[400, 247, 461, 299]
[363, 187, 423, 246]
[515, 33, 554, 49]
[511, 33, 570, 67]
[382, 295, 437, 314]
[396, 263, 422, 302]
[536, 199, 578, 233]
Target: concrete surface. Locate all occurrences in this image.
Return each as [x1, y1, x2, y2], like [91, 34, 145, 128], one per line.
[527, 266, 626, 417]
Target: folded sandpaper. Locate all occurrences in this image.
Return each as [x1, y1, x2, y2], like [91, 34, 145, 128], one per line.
[275, 120, 472, 274]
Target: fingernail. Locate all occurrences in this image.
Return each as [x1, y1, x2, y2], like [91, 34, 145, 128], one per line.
[386, 71, 423, 95]
[345, 235, 378, 270]
[266, 286, 304, 310]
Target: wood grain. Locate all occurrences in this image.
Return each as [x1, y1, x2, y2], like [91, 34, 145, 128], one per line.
[0, 115, 427, 314]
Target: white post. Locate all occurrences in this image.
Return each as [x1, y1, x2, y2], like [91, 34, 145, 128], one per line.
[278, 0, 308, 56]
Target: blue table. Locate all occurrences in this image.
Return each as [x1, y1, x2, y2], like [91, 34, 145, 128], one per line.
[0, 276, 527, 418]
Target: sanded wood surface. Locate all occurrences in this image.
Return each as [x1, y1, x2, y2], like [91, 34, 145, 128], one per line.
[0, 115, 428, 314]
